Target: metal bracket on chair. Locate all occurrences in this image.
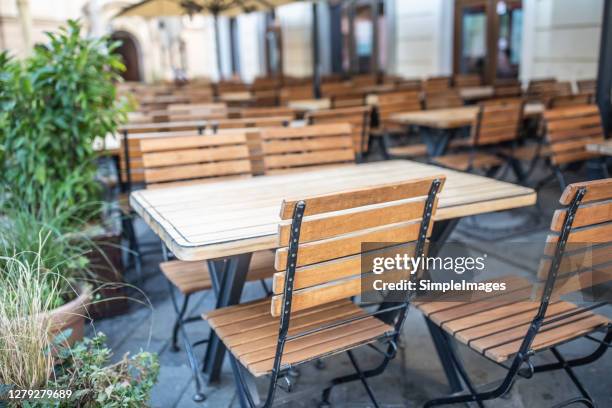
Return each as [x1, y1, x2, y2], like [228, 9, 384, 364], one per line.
[367, 339, 398, 359]
[517, 351, 535, 379]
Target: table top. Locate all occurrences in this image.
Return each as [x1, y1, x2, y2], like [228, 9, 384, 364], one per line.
[390, 103, 544, 129]
[586, 140, 612, 156]
[288, 98, 332, 112]
[458, 86, 494, 101]
[130, 160, 536, 261]
[218, 92, 253, 102]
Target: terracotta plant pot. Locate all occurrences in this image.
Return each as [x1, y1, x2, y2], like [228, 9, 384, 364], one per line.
[46, 285, 91, 346]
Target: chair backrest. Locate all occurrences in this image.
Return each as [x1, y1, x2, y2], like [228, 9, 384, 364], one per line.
[271, 176, 445, 316]
[331, 91, 366, 108]
[351, 74, 378, 87]
[543, 104, 605, 166]
[164, 103, 229, 121]
[396, 78, 422, 91]
[424, 89, 464, 110]
[252, 89, 279, 107]
[548, 93, 592, 109]
[454, 74, 482, 88]
[321, 81, 352, 96]
[239, 107, 296, 119]
[216, 81, 249, 94]
[533, 178, 612, 325]
[211, 116, 293, 131]
[424, 76, 451, 92]
[527, 77, 558, 101]
[576, 79, 596, 95]
[305, 106, 373, 155]
[251, 76, 281, 92]
[260, 123, 355, 174]
[280, 85, 314, 105]
[470, 100, 523, 146]
[139, 133, 254, 187]
[376, 91, 422, 124]
[494, 78, 522, 98]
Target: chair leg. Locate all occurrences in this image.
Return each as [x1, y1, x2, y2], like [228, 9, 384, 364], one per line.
[550, 347, 595, 407]
[320, 349, 392, 406]
[180, 317, 206, 402]
[170, 291, 191, 352]
[554, 166, 568, 191]
[346, 350, 381, 408]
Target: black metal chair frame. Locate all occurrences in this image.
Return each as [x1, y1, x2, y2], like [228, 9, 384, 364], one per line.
[161, 242, 274, 403]
[423, 186, 612, 408]
[225, 179, 442, 408]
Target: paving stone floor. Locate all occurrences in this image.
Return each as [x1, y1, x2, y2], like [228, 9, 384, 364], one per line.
[91, 155, 612, 408]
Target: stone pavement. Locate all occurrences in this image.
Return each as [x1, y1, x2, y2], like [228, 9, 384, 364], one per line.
[91, 158, 612, 408]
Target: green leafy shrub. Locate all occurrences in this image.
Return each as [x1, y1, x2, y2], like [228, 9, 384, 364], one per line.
[45, 333, 159, 407]
[0, 20, 126, 222]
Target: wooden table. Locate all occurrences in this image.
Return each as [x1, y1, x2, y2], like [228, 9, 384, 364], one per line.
[458, 86, 494, 102]
[390, 103, 545, 156]
[131, 160, 536, 388]
[587, 140, 612, 156]
[288, 98, 331, 113]
[218, 91, 253, 103]
[391, 103, 543, 129]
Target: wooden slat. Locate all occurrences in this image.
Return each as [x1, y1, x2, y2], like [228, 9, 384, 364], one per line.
[274, 220, 425, 270]
[280, 176, 442, 219]
[144, 160, 252, 183]
[551, 199, 612, 231]
[559, 179, 612, 205]
[142, 145, 250, 167]
[264, 149, 354, 170]
[278, 198, 430, 245]
[272, 242, 418, 294]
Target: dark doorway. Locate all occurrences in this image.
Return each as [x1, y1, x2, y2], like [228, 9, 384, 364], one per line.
[453, 0, 522, 83]
[111, 31, 142, 82]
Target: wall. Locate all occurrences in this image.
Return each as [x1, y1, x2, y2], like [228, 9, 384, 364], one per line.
[391, 0, 453, 78]
[277, 2, 313, 77]
[521, 0, 604, 83]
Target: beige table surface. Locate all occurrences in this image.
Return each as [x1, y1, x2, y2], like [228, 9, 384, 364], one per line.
[390, 102, 544, 129]
[586, 140, 612, 156]
[130, 160, 536, 261]
[288, 98, 332, 112]
[458, 86, 494, 101]
[218, 91, 253, 102]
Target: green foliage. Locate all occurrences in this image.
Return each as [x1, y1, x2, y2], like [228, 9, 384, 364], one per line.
[0, 20, 126, 222]
[41, 333, 159, 407]
[0, 199, 98, 307]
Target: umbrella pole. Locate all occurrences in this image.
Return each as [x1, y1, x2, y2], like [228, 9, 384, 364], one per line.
[214, 13, 223, 80]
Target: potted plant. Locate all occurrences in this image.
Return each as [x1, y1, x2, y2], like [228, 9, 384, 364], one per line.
[0, 243, 158, 407]
[0, 20, 129, 317]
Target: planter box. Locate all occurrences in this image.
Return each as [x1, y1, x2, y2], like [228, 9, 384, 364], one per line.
[87, 225, 129, 319]
[47, 285, 91, 346]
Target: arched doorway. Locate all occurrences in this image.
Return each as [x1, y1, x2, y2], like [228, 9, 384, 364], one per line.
[111, 31, 142, 82]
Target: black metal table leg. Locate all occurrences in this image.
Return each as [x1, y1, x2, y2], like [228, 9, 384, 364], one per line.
[425, 219, 463, 394]
[203, 253, 253, 384]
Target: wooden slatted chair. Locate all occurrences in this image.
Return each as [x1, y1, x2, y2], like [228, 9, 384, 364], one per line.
[548, 93, 593, 109]
[370, 91, 428, 159]
[280, 85, 314, 105]
[453, 74, 482, 88]
[527, 77, 559, 104]
[239, 107, 296, 119]
[424, 76, 452, 92]
[140, 133, 277, 401]
[535, 104, 609, 190]
[203, 177, 445, 407]
[493, 78, 523, 98]
[577, 79, 596, 95]
[418, 178, 612, 407]
[424, 89, 464, 110]
[260, 123, 355, 174]
[305, 106, 373, 159]
[432, 101, 523, 176]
